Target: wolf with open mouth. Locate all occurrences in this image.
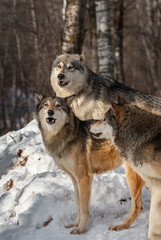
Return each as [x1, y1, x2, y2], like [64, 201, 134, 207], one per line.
[34, 92, 144, 235]
[51, 54, 161, 121]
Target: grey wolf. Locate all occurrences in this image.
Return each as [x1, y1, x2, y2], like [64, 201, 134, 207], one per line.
[50, 53, 161, 121]
[88, 97, 161, 240]
[34, 93, 144, 234]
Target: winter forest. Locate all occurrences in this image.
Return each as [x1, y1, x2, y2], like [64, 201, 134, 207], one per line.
[0, 0, 161, 134]
[0, 1, 161, 240]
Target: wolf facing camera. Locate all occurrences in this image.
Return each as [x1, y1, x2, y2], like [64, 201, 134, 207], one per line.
[51, 54, 161, 121]
[35, 93, 144, 235]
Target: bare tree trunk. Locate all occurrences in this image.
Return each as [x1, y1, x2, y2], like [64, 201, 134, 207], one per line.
[62, 0, 86, 54]
[0, 60, 7, 135]
[112, 0, 124, 82]
[88, 0, 98, 73]
[10, 64, 16, 130]
[136, 1, 159, 90]
[13, 0, 30, 125]
[0, 29, 10, 134]
[30, 0, 39, 59]
[146, 0, 161, 76]
[146, 0, 156, 78]
[95, 0, 114, 77]
[62, 0, 67, 20]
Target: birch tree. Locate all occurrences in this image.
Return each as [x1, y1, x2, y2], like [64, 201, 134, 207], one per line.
[95, 0, 114, 77]
[62, 0, 86, 54]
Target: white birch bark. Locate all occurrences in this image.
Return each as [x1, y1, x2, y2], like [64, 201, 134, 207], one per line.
[95, 0, 114, 77]
[62, 0, 67, 20]
[62, 0, 86, 54]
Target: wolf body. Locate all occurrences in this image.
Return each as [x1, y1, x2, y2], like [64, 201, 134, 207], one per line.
[35, 93, 144, 234]
[89, 98, 161, 240]
[51, 54, 161, 121]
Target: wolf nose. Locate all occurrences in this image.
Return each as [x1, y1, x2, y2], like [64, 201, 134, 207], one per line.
[58, 74, 65, 80]
[48, 110, 54, 116]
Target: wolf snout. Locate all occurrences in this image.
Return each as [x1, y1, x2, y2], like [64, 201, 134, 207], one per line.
[48, 110, 54, 116]
[58, 73, 65, 80]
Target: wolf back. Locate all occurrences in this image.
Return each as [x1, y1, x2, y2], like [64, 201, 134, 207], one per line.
[51, 54, 161, 121]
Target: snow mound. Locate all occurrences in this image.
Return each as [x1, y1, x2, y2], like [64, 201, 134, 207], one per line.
[0, 120, 150, 240]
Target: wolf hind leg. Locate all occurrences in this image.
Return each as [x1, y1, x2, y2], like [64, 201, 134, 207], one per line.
[148, 189, 161, 240]
[109, 162, 144, 231]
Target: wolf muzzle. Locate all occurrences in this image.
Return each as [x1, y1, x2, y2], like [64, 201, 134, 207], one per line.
[58, 74, 65, 80]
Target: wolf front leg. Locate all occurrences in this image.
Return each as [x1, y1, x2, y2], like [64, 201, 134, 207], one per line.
[65, 175, 80, 229]
[109, 161, 144, 231]
[70, 175, 93, 234]
[148, 189, 161, 240]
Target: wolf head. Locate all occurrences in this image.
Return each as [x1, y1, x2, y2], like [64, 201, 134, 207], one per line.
[34, 92, 70, 136]
[50, 54, 87, 98]
[88, 97, 127, 142]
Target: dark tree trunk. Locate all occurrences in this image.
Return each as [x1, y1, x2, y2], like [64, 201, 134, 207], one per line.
[112, 0, 124, 82]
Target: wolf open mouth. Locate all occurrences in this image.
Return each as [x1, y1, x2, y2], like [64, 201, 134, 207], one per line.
[46, 117, 56, 124]
[58, 80, 69, 87]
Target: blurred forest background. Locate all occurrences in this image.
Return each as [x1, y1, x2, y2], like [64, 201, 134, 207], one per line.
[0, 0, 161, 135]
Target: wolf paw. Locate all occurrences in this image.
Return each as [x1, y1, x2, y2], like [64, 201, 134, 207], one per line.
[65, 222, 79, 229]
[109, 224, 129, 231]
[70, 227, 85, 234]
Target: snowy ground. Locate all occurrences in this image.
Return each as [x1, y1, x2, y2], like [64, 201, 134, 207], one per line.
[0, 120, 151, 240]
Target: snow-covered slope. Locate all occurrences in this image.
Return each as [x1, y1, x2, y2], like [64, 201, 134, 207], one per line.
[0, 120, 151, 240]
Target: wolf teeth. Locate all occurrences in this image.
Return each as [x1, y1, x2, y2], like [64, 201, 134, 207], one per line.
[58, 80, 69, 87]
[46, 118, 55, 124]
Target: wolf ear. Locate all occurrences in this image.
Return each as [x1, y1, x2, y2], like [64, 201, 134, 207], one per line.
[55, 53, 60, 59]
[80, 52, 86, 62]
[34, 91, 44, 107]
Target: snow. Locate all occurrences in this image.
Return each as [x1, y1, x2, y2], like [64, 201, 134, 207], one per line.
[0, 120, 151, 240]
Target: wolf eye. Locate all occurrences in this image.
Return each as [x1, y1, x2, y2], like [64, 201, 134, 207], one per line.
[55, 103, 62, 108]
[44, 103, 48, 107]
[68, 65, 74, 70]
[57, 65, 61, 69]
